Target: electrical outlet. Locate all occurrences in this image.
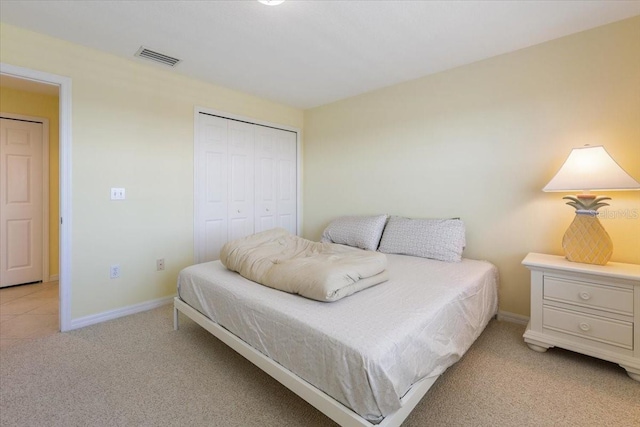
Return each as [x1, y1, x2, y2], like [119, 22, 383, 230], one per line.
[110, 264, 121, 279]
[156, 258, 165, 271]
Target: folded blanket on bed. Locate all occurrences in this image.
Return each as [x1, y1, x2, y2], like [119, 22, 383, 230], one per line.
[219, 228, 388, 302]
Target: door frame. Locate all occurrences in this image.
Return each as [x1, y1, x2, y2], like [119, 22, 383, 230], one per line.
[193, 106, 303, 264]
[0, 113, 50, 284]
[0, 62, 73, 332]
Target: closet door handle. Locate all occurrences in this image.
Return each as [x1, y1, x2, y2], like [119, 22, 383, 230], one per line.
[579, 322, 591, 332]
[579, 291, 591, 301]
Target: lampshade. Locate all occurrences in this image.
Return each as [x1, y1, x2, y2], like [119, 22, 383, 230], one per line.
[543, 145, 640, 192]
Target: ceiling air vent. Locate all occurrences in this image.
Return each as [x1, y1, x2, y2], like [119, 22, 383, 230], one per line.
[134, 46, 181, 67]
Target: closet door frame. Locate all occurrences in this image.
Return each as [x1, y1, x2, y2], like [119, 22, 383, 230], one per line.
[193, 106, 302, 264]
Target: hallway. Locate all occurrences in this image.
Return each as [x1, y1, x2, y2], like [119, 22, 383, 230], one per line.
[0, 281, 59, 350]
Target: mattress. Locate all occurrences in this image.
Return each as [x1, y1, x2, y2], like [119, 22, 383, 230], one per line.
[178, 253, 498, 424]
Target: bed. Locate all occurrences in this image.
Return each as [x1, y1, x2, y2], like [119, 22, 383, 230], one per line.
[174, 217, 498, 426]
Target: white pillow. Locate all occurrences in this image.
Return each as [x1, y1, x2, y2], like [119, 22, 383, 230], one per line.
[378, 216, 466, 262]
[321, 215, 388, 251]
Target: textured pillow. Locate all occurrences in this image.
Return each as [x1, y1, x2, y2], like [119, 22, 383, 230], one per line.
[320, 215, 388, 251]
[378, 216, 466, 262]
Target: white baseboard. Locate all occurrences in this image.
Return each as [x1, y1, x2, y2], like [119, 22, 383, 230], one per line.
[69, 294, 176, 331]
[48, 275, 59, 282]
[497, 310, 530, 325]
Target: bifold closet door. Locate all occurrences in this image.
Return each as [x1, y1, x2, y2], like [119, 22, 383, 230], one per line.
[254, 127, 297, 235]
[276, 130, 297, 234]
[227, 120, 255, 241]
[196, 114, 229, 262]
[196, 113, 297, 263]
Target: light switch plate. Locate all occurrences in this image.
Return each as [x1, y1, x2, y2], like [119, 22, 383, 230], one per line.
[110, 188, 126, 200]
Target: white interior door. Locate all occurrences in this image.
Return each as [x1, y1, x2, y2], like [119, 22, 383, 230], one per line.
[195, 111, 298, 264]
[254, 127, 278, 233]
[196, 114, 229, 262]
[0, 118, 43, 287]
[275, 129, 297, 235]
[227, 120, 255, 241]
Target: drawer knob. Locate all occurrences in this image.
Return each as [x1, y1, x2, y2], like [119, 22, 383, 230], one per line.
[579, 292, 591, 301]
[579, 322, 591, 332]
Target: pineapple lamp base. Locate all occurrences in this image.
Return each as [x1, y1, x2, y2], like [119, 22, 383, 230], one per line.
[562, 211, 613, 266]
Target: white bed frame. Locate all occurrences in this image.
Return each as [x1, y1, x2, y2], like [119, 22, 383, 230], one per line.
[174, 297, 439, 427]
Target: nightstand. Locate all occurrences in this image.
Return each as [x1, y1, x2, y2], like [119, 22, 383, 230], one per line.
[522, 252, 640, 381]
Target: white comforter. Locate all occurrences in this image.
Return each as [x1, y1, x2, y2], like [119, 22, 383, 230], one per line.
[220, 228, 388, 302]
[178, 254, 498, 424]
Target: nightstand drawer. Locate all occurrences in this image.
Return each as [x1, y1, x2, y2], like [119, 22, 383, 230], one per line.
[543, 306, 633, 349]
[544, 277, 633, 315]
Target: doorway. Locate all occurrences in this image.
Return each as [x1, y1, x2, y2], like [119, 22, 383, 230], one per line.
[0, 62, 72, 332]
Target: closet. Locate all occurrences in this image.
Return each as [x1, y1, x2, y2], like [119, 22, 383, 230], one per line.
[195, 112, 298, 263]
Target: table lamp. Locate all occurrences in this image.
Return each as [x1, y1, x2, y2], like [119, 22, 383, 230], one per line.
[543, 145, 640, 265]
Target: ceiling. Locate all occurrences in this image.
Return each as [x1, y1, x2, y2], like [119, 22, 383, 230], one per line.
[1, 1, 639, 109]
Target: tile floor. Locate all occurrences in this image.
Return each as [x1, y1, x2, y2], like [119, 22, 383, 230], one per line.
[0, 281, 59, 351]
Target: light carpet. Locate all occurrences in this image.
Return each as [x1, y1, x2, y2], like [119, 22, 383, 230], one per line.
[0, 305, 638, 426]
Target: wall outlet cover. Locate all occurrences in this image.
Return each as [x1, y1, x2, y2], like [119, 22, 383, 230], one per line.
[110, 264, 121, 279]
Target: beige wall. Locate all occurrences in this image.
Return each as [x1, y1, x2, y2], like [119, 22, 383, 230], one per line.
[303, 17, 640, 317]
[0, 23, 304, 319]
[0, 85, 60, 277]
